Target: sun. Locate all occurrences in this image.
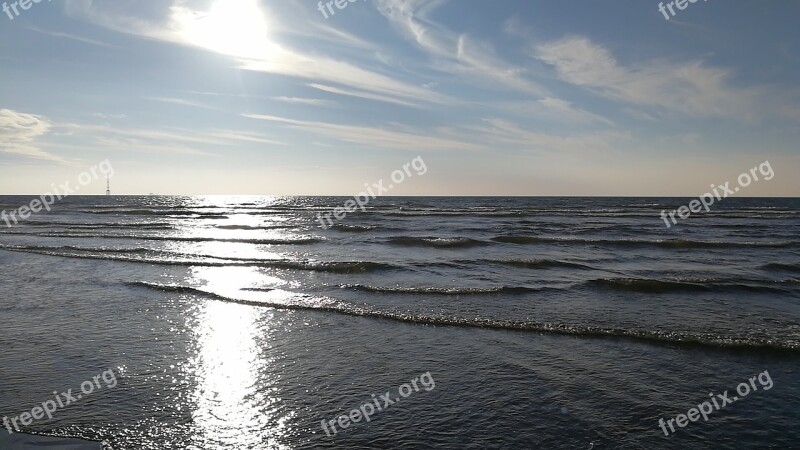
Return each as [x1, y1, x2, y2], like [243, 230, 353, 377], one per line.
[175, 0, 272, 60]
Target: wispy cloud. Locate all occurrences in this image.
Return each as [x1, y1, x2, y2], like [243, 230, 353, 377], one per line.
[91, 137, 214, 156]
[0, 109, 64, 162]
[376, 0, 547, 96]
[535, 36, 797, 122]
[243, 113, 483, 152]
[60, 122, 283, 155]
[497, 97, 614, 126]
[144, 97, 216, 110]
[271, 96, 332, 107]
[235, 47, 448, 105]
[26, 26, 115, 47]
[469, 117, 629, 155]
[64, 0, 447, 108]
[308, 83, 421, 108]
[92, 113, 127, 120]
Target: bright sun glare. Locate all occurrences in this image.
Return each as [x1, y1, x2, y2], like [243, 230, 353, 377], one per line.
[177, 0, 271, 60]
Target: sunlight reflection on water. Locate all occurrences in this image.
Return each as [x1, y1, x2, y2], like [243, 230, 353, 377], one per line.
[186, 267, 294, 449]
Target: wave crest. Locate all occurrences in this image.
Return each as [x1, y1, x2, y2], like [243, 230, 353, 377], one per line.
[127, 281, 800, 351]
[387, 236, 486, 248]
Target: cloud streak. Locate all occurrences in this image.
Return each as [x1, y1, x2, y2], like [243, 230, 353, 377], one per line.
[0, 109, 64, 162]
[376, 0, 547, 96]
[243, 113, 483, 152]
[535, 36, 796, 122]
[64, 0, 447, 108]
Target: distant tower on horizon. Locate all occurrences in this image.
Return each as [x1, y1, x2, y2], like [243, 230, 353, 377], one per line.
[106, 175, 111, 196]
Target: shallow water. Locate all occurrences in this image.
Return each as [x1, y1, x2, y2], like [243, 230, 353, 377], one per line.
[0, 196, 798, 448]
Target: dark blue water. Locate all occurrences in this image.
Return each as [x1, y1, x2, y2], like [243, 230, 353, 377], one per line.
[0, 196, 798, 449]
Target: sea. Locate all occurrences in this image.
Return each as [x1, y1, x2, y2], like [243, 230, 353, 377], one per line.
[0, 196, 798, 449]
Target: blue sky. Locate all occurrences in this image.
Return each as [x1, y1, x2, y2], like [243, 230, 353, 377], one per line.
[0, 0, 798, 195]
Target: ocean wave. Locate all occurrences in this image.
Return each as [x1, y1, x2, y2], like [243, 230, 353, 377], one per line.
[761, 263, 800, 274]
[78, 209, 229, 218]
[587, 277, 796, 294]
[214, 224, 298, 230]
[339, 284, 546, 295]
[387, 236, 486, 248]
[0, 246, 257, 267]
[0, 244, 394, 273]
[0, 231, 321, 245]
[25, 221, 174, 230]
[330, 224, 379, 232]
[126, 282, 332, 308]
[0, 244, 153, 254]
[127, 281, 800, 351]
[492, 236, 797, 249]
[490, 259, 595, 270]
[375, 209, 798, 219]
[285, 261, 395, 273]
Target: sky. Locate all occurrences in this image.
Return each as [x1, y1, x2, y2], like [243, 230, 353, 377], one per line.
[0, 0, 798, 196]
